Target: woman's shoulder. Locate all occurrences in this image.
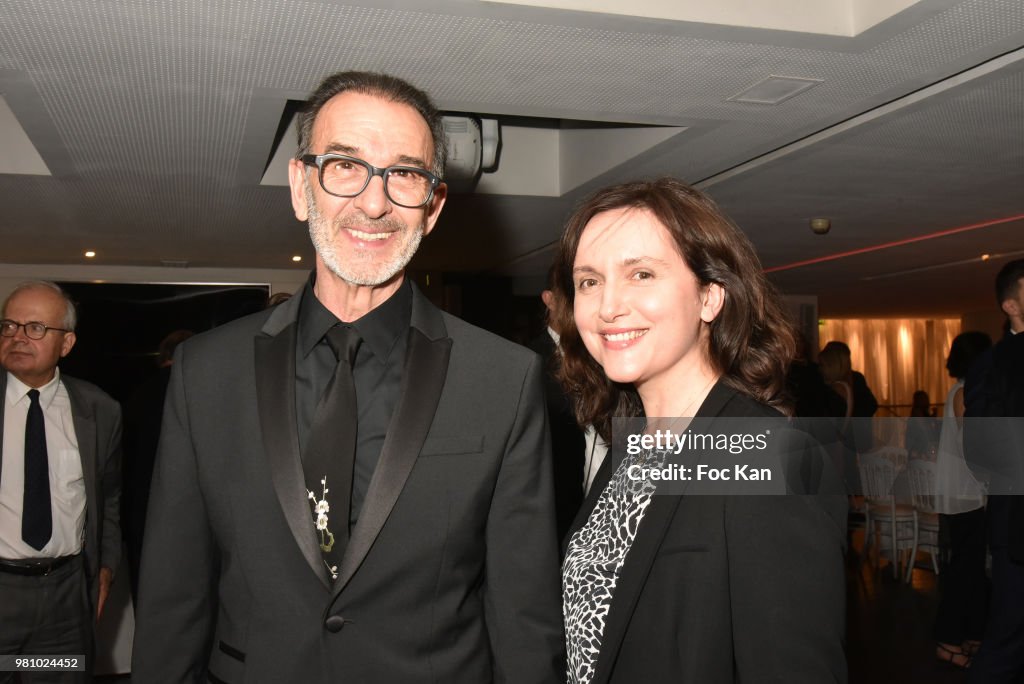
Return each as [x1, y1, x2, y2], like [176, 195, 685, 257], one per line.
[711, 381, 784, 419]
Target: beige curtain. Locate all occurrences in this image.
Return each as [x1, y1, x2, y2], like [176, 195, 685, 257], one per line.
[819, 319, 961, 415]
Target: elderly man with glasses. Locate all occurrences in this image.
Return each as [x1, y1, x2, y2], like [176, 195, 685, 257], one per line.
[132, 72, 564, 684]
[0, 280, 122, 683]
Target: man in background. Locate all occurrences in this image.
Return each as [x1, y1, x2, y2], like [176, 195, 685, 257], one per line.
[966, 259, 1024, 682]
[121, 329, 192, 603]
[528, 281, 586, 544]
[0, 281, 122, 681]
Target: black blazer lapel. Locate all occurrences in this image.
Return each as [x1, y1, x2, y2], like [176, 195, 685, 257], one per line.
[587, 463, 690, 684]
[331, 328, 451, 595]
[587, 382, 736, 684]
[590, 494, 682, 684]
[254, 319, 331, 588]
[331, 288, 451, 596]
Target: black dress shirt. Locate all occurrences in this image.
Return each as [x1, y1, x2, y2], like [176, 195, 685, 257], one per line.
[295, 275, 411, 528]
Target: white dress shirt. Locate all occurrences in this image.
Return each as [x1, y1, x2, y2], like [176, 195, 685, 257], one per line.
[0, 370, 85, 559]
[582, 426, 608, 496]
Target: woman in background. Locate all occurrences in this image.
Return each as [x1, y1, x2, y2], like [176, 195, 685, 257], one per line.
[819, 344, 853, 427]
[550, 178, 847, 683]
[818, 344, 869, 497]
[933, 331, 992, 668]
[906, 389, 939, 458]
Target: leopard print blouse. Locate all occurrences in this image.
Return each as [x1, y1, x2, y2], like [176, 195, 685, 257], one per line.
[562, 448, 659, 684]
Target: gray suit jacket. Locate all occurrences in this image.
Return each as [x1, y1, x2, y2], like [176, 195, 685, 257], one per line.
[0, 371, 123, 612]
[132, 284, 565, 683]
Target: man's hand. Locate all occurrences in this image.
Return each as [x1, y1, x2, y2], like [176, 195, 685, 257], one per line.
[97, 566, 114, 620]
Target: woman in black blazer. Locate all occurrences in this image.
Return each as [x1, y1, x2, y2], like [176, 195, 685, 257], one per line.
[549, 178, 848, 683]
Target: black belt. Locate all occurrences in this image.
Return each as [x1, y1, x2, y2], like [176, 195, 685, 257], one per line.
[0, 554, 79, 576]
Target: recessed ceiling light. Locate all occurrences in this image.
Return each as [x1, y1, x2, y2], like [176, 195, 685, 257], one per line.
[292, 255, 302, 262]
[809, 218, 831, 234]
[981, 254, 991, 261]
[84, 250, 96, 258]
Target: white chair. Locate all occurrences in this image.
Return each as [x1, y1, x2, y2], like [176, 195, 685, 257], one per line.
[906, 458, 942, 582]
[858, 447, 918, 581]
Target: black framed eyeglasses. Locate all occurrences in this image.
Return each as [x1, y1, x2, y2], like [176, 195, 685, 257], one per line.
[300, 153, 442, 209]
[0, 319, 71, 340]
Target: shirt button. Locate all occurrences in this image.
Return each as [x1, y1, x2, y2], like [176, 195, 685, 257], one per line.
[324, 615, 346, 633]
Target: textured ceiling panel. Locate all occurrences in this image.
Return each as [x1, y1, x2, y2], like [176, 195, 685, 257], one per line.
[709, 65, 1024, 315]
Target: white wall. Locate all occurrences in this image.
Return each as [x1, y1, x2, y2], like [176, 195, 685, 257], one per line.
[961, 307, 1007, 342]
[0, 263, 309, 306]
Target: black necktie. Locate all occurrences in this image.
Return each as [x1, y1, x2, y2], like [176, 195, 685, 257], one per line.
[22, 388, 52, 551]
[304, 325, 361, 579]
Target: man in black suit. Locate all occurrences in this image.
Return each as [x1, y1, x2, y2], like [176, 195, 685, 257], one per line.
[966, 258, 1024, 682]
[132, 72, 563, 683]
[0, 281, 122, 681]
[121, 329, 192, 604]
[528, 286, 586, 544]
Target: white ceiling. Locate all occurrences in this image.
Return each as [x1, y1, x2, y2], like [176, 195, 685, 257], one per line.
[0, 0, 1022, 317]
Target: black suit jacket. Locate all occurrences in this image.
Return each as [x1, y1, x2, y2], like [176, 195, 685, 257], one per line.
[121, 365, 171, 598]
[527, 330, 585, 543]
[965, 331, 1024, 560]
[566, 382, 848, 683]
[132, 284, 564, 683]
[0, 372, 122, 613]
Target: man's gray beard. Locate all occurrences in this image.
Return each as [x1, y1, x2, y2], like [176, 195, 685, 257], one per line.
[304, 179, 423, 287]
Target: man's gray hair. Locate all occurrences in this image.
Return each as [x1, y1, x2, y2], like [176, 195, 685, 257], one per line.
[2, 281, 77, 331]
[295, 71, 448, 178]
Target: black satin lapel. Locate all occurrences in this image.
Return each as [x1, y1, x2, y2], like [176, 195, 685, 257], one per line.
[254, 326, 330, 588]
[331, 328, 451, 595]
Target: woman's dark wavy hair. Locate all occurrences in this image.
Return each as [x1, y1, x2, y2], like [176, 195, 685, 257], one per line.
[549, 177, 797, 441]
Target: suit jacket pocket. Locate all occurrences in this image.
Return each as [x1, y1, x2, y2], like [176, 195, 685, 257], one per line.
[419, 434, 484, 457]
[657, 543, 711, 555]
[207, 639, 245, 683]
